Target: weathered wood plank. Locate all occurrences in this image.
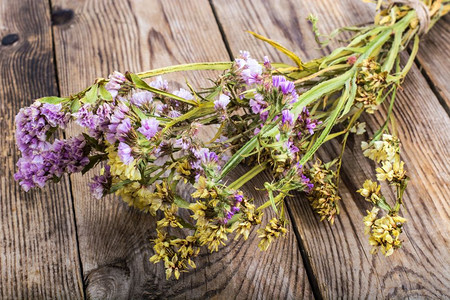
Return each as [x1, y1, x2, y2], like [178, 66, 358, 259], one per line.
[416, 14, 450, 109]
[213, 0, 450, 298]
[50, 0, 312, 298]
[0, 0, 84, 298]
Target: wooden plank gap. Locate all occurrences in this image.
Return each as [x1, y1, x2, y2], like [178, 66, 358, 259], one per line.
[285, 200, 324, 300]
[411, 53, 450, 116]
[46, 0, 87, 297]
[208, 0, 234, 60]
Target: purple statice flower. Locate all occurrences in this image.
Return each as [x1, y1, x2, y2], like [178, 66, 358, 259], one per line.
[116, 118, 132, 142]
[169, 88, 194, 111]
[167, 109, 181, 118]
[130, 91, 153, 107]
[15, 104, 51, 156]
[280, 81, 295, 95]
[240, 50, 250, 60]
[223, 192, 245, 223]
[273, 75, 295, 95]
[14, 155, 49, 191]
[285, 140, 299, 156]
[295, 163, 314, 192]
[214, 94, 230, 111]
[272, 75, 298, 103]
[74, 103, 113, 138]
[272, 75, 287, 88]
[95, 103, 113, 131]
[118, 142, 133, 165]
[263, 56, 271, 69]
[297, 107, 322, 136]
[150, 76, 168, 91]
[15, 101, 70, 157]
[138, 118, 160, 140]
[105, 71, 126, 99]
[173, 88, 194, 101]
[188, 147, 219, 174]
[249, 94, 269, 122]
[249, 94, 266, 114]
[235, 51, 263, 85]
[281, 110, 295, 126]
[40, 103, 70, 128]
[106, 101, 130, 143]
[234, 193, 244, 203]
[302, 175, 314, 193]
[174, 137, 190, 150]
[74, 104, 97, 130]
[200, 148, 219, 165]
[14, 135, 89, 191]
[89, 165, 112, 199]
[50, 135, 89, 175]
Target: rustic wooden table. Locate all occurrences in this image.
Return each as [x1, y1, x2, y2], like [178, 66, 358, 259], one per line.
[1, 0, 449, 299]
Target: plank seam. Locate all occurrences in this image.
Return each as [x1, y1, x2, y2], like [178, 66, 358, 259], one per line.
[46, 0, 87, 298]
[208, 0, 234, 60]
[285, 201, 324, 300]
[412, 55, 450, 116]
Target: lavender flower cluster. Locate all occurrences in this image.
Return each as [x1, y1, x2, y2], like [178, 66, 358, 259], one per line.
[14, 101, 90, 191]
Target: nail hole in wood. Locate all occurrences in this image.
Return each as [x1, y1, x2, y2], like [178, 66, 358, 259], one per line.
[1, 34, 19, 46]
[51, 9, 75, 26]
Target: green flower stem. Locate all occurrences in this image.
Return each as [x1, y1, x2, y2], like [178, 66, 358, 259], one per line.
[335, 108, 363, 187]
[228, 162, 269, 190]
[136, 62, 233, 79]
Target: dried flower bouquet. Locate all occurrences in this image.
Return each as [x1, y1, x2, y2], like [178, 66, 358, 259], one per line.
[14, 0, 449, 279]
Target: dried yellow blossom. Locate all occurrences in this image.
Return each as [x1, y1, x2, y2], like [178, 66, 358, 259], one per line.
[363, 209, 407, 257]
[376, 160, 406, 183]
[231, 200, 263, 240]
[157, 205, 183, 228]
[189, 201, 208, 226]
[150, 230, 199, 280]
[358, 180, 381, 201]
[191, 176, 217, 199]
[306, 160, 340, 224]
[257, 218, 288, 251]
[350, 122, 366, 135]
[196, 224, 230, 252]
[361, 134, 400, 163]
[363, 207, 380, 235]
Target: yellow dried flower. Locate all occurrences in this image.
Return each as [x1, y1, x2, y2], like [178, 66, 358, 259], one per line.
[306, 160, 340, 224]
[157, 205, 183, 228]
[150, 230, 199, 280]
[257, 218, 288, 251]
[196, 224, 230, 252]
[376, 160, 406, 183]
[361, 134, 399, 163]
[350, 122, 366, 135]
[363, 208, 407, 256]
[191, 176, 217, 199]
[175, 159, 191, 178]
[189, 201, 208, 226]
[358, 180, 381, 204]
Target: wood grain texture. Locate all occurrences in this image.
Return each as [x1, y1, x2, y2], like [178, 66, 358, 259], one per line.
[50, 0, 312, 298]
[212, 0, 450, 298]
[0, 0, 84, 298]
[416, 14, 450, 109]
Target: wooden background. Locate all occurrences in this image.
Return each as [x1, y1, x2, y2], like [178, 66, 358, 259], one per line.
[1, 0, 449, 299]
